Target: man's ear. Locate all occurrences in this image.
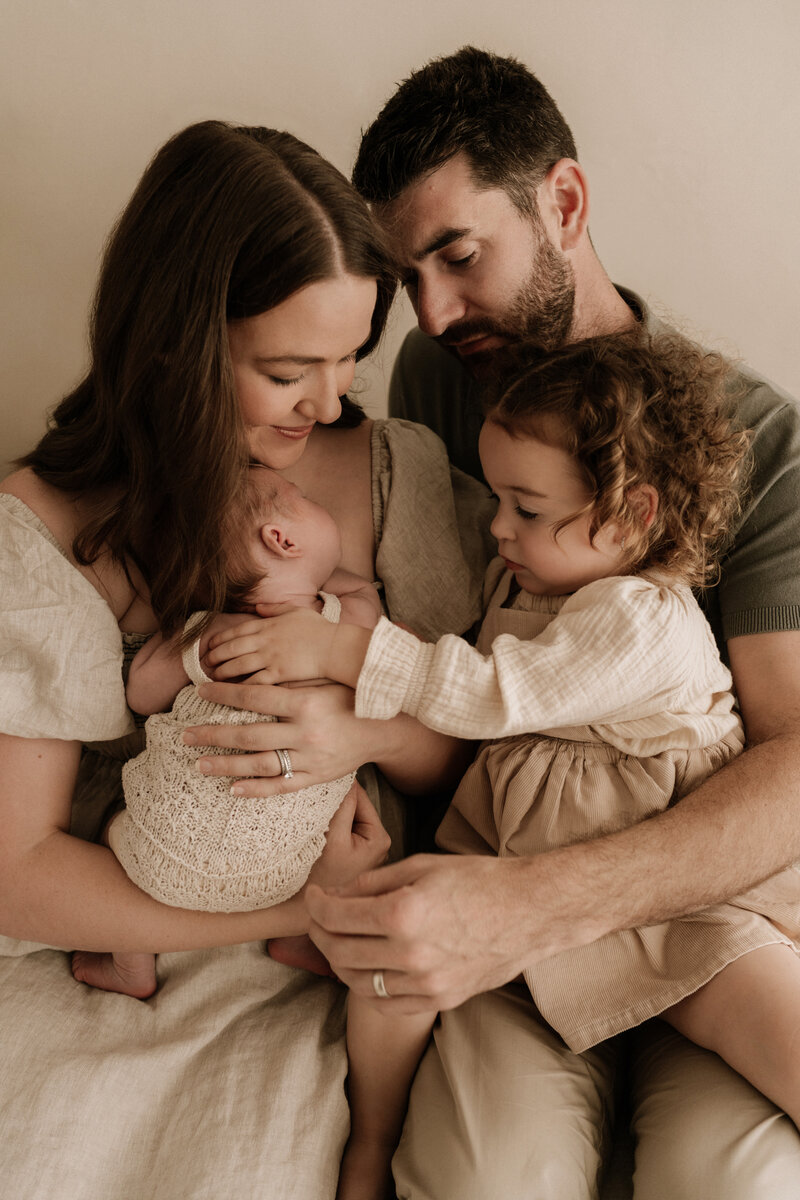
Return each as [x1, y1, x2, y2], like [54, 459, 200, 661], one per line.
[626, 484, 659, 531]
[538, 159, 589, 252]
[259, 523, 303, 559]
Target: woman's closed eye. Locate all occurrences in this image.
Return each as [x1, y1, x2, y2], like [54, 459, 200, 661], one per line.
[269, 374, 304, 387]
[265, 352, 356, 388]
[515, 505, 539, 521]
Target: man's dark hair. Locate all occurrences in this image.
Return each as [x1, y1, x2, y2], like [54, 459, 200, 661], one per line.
[353, 46, 578, 214]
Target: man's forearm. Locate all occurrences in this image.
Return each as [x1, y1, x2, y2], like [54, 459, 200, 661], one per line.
[529, 731, 800, 960]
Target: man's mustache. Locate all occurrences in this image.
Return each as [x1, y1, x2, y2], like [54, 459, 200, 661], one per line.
[436, 319, 510, 347]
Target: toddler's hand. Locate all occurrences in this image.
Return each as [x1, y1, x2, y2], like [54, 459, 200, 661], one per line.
[204, 609, 336, 684]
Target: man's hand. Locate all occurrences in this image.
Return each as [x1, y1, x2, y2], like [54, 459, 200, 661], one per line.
[305, 853, 552, 1013]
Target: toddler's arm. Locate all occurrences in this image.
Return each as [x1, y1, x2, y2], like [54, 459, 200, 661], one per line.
[203, 609, 372, 687]
[212, 576, 729, 740]
[204, 572, 383, 683]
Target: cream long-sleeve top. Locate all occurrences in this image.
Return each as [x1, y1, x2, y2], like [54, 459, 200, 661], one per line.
[354, 562, 741, 757]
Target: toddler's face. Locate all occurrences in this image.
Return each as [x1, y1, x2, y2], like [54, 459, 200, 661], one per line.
[479, 420, 625, 596]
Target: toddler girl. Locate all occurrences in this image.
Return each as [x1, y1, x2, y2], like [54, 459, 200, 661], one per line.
[213, 332, 800, 1188]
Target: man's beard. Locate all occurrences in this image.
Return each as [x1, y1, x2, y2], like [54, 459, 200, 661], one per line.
[437, 223, 576, 375]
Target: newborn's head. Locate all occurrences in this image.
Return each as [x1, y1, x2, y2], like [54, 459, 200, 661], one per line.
[224, 466, 342, 610]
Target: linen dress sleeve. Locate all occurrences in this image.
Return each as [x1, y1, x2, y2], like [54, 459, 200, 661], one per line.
[355, 574, 732, 738]
[0, 496, 133, 742]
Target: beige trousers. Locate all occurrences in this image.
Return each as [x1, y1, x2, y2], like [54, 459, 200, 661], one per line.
[393, 983, 800, 1200]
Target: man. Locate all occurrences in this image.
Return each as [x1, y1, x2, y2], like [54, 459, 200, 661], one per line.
[306, 49, 800, 1198]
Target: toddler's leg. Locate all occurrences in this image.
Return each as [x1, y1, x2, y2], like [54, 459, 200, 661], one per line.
[266, 934, 336, 976]
[662, 942, 800, 1127]
[337, 993, 435, 1200]
[71, 949, 157, 998]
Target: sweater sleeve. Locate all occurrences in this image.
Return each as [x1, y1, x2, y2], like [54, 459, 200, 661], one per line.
[355, 576, 728, 739]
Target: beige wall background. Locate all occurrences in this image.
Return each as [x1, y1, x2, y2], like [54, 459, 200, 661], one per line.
[2, 0, 799, 478]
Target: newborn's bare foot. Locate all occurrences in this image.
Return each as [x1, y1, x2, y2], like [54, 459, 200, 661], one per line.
[267, 935, 335, 977]
[336, 1137, 397, 1200]
[71, 951, 157, 999]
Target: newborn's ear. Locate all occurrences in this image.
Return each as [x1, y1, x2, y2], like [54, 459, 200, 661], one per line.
[259, 524, 303, 558]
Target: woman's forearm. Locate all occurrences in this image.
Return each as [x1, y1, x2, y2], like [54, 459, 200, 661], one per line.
[2, 830, 309, 952]
[1, 732, 307, 950]
[369, 712, 474, 794]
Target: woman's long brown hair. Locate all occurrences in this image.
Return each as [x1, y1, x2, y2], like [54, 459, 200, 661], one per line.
[20, 121, 396, 636]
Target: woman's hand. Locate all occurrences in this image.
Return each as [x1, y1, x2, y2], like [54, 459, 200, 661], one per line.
[183, 679, 468, 797]
[306, 779, 390, 891]
[183, 679, 386, 795]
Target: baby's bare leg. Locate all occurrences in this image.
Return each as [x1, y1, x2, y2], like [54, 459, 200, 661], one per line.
[337, 993, 435, 1200]
[662, 943, 800, 1127]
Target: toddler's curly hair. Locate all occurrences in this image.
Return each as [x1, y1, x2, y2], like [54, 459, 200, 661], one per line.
[485, 331, 751, 587]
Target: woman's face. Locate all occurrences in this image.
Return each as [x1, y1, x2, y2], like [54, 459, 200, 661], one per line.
[228, 274, 377, 469]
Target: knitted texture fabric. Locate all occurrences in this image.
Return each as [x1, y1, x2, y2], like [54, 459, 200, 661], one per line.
[114, 596, 353, 912]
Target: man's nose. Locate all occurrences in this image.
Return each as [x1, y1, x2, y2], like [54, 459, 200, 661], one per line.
[414, 277, 466, 338]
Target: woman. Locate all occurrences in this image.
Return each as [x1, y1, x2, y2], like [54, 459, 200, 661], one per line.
[0, 122, 493, 1198]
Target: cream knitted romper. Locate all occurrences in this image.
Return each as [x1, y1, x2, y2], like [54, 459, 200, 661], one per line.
[112, 594, 354, 912]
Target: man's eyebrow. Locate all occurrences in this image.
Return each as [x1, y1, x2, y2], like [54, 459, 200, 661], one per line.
[415, 227, 472, 260]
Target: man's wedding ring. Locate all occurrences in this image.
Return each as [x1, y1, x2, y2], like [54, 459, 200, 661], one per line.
[275, 748, 294, 780]
[372, 970, 390, 999]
